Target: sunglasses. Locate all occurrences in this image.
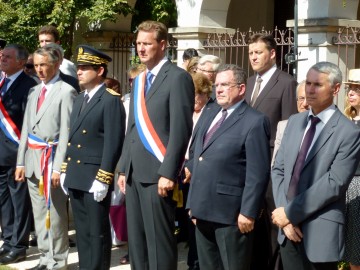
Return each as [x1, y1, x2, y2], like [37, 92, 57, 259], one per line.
[25, 63, 34, 69]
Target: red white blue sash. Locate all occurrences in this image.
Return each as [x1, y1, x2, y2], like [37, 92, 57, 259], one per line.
[27, 134, 58, 229]
[0, 79, 21, 145]
[134, 71, 166, 162]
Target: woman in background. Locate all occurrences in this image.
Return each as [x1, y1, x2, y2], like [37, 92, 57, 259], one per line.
[343, 69, 360, 270]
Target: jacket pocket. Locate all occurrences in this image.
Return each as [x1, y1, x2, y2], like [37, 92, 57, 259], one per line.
[216, 183, 243, 196]
[83, 156, 102, 165]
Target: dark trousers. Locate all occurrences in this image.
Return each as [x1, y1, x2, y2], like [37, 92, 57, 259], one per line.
[280, 239, 338, 270]
[0, 166, 31, 255]
[126, 175, 177, 270]
[251, 176, 281, 270]
[196, 219, 254, 270]
[69, 188, 112, 270]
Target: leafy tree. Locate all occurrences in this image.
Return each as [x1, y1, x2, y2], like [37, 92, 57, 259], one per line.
[132, 0, 177, 31]
[0, 0, 134, 58]
[0, 0, 177, 58]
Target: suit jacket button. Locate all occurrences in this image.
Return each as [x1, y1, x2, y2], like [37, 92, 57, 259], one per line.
[199, 157, 203, 161]
[77, 144, 81, 148]
[67, 142, 71, 146]
[77, 160, 81, 164]
[67, 157, 71, 161]
[82, 130, 87, 134]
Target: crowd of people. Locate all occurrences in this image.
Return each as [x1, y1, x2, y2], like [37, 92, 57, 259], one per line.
[0, 19, 360, 270]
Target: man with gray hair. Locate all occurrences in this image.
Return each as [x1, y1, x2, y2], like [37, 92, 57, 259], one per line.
[0, 44, 37, 265]
[272, 61, 360, 270]
[15, 44, 77, 270]
[197, 54, 221, 99]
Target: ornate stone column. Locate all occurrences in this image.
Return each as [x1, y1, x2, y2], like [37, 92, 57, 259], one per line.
[287, 0, 360, 109]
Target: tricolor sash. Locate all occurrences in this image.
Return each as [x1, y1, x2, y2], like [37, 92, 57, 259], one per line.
[134, 71, 166, 162]
[27, 134, 58, 230]
[0, 77, 20, 145]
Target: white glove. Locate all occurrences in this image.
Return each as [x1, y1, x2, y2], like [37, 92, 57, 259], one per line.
[89, 180, 109, 202]
[60, 173, 68, 195]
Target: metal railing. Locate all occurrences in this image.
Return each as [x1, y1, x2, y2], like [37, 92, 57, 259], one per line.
[109, 32, 178, 94]
[202, 27, 295, 77]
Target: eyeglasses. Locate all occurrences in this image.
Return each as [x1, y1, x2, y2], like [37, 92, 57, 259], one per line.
[345, 86, 360, 95]
[25, 63, 34, 69]
[197, 68, 216, 74]
[214, 82, 240, 90]
[297, 96, 306, 102]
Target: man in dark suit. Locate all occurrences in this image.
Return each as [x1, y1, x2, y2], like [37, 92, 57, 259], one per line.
[0, 44, 37, 264]
[61, 45, 125, 270]
[245, 33, 298, 269]
[272, 62, 360, 270]
[117, 20, 194, 269]
[186, 64, 270, 270]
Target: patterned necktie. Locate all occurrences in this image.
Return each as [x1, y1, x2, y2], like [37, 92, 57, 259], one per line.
[80, 93, 89, 114]
[250, 76, 263, 106]
[287, 116, 321, 200]
[37, 86, 47, 112]
[145, 72, 154, 96]
[0, 78, 10, 97]
[203, 109, 228, 147]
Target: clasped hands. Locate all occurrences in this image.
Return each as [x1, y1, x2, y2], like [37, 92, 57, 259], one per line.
[272, 207, 303, 242]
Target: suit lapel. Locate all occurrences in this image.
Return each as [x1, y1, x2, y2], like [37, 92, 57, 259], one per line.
[69, 87, 105, 138]
[245, 76, 255, 103]
[35, 80, 63, 123]
[145, 61, 171, 102]
[252, 69, 281, 108]
[201, 102, 247, 152]
[2, 72, 26, 101]
[303, 110, 339, 168]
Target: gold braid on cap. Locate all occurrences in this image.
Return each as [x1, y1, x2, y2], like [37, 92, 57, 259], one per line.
[61, 162, 68, 173]
[96, 169, 114, 185]
[77, 53, 109, 65]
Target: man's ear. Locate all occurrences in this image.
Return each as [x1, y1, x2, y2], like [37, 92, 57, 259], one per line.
[98, 66, 105, 77]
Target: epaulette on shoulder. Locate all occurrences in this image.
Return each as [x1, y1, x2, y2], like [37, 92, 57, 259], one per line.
[106, 88, 121, 96]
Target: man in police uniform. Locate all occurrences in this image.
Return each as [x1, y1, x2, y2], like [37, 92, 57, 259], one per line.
[61, 45, 125, 270]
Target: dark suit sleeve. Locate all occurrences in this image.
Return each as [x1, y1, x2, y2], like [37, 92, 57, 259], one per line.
[158, 71, 195, 180]
[241, 114, 271, 218]
[281, 75, 297, 120]
[96, 96, 126, 184]
[285, 124, 360, 225]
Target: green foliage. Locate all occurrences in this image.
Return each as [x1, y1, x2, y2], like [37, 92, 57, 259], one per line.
[0, 0, 134, 58]
[131, 0, 177, 31]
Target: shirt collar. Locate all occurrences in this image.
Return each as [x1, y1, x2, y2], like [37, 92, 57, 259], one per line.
[85, 83, 104, 100]
[41, 72, 60, 92]
[308, 104, 336, 125]
[147, 57, 168, 77]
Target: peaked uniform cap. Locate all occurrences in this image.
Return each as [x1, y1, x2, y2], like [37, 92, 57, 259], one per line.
[76, 45, 112, 65]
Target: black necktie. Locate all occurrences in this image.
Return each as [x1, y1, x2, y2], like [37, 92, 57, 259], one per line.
[80, 94, 89, 113]
[203, 109, 228, 147]
[287, 116, 321, 200]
